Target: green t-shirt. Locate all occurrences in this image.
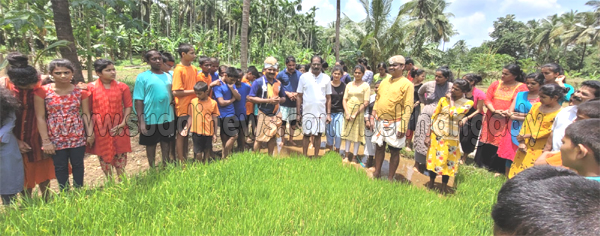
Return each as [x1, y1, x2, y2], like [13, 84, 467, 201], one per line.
[373, 73, 391, 83]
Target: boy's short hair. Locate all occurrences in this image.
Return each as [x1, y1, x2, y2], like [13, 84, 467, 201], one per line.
[578, 99, 600, 119]
[161, 52, 175, 63]
[210, 57, 219, 64]
[198, 56, 210, 66]
[193, 81, 208, 92]
[565, 119, 600, 164]
[492, 165, 600, 235]
[177, 43, 194, 57]
[226, 67, 240, 79]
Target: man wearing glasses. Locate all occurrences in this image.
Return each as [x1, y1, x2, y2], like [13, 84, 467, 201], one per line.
[296, 55, 332, 158]
[369, 55, 414, 181]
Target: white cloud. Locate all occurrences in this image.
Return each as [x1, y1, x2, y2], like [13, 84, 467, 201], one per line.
[499, 0, 562, 17]
[343, 0, 367, 21]
[301, 0, 336, 26]
[448, 12, 488, 47]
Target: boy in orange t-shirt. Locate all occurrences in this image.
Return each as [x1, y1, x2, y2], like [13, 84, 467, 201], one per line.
[172, 43, 197, 162]
[181, 81, 219, 163]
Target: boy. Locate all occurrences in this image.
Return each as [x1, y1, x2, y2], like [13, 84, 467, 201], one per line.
[181, 81, 219, 163]
[161, 52, 176, 162]
[196, 56, 212, 85]
[172, 43, 197, 162]
[232, 68, 252, 152]
[213, 67, 242, 158]
[561, 119, 600, 181]
[210, 57, 220, 82]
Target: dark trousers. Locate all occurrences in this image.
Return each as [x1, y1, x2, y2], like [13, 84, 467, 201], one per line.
[429, 171, 450, 184]
[474, 143, 505, 173]
[1, 194, 16, 205]
[52, 146, 86, 190]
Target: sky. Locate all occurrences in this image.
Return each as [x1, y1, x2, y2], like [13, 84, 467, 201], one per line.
[300, 0, 594, 49]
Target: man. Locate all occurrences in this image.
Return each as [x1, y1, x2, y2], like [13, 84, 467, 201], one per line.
[370, 55, 414, 181]
[535, 80, 600, 164]
[276, 56, 302, 146]
[296, 55, 332, 158]
[404, 57, 417, 82]
[248, 57, 286, 155]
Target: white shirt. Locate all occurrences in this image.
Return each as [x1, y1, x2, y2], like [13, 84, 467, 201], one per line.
[551, 105, 578, 151]
[297, 72, 332, 117]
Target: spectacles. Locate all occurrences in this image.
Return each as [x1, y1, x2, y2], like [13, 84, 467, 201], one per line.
[388, 63, 405, 67]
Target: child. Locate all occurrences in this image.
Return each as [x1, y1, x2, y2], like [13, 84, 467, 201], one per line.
[35, 59, 94, 191]
[213, 67, 242, 158]
[560, 119, 600, 181]
[497, 73, 543, 175]
[424, 79, 473, 193]
[87, 59, 132, 180]
[172, 43, 197, 162]
[0, 87, 24, 205]
[233, 68, 252, 152]
[182, 82, 219, 163]
[459, 73, 484, 164]
[196, 56, 213, 86]
[133, 50, 175, 168]
[540, 63, 574, 103]
[509, 84, 566, 178]
[364, 81, 381, 169]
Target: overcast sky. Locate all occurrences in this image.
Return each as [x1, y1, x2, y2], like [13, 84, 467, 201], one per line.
[300, 0, 593, 49]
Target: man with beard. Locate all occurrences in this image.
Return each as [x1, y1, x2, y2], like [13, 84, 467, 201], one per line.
[248, 57, 286, 155]
[296, 56, 332, 158]
[535, 80, 600, 165]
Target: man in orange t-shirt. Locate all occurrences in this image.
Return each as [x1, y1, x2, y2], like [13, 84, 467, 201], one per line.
[172, 43, 197, 162]
[404, 57, 417, 82]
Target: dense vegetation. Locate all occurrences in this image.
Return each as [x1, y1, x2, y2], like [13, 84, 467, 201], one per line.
[0, 153, 505, 235]
[0, 0, 598, 81]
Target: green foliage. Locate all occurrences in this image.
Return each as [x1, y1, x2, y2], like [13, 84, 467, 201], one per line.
[0, 153, 504, 235]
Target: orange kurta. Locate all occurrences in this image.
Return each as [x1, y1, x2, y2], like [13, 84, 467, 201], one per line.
[480, 81, 528, 146]
[2, 77, 55, 189]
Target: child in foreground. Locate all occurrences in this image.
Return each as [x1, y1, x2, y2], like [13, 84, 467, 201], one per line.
[182, 81, 220, 163]
[560, 119, 600, 181]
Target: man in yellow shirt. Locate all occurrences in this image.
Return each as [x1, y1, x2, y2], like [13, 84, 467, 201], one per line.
[370, 55, 414, 181]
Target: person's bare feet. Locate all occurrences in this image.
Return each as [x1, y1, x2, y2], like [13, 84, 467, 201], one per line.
[286, 139, 297, 146]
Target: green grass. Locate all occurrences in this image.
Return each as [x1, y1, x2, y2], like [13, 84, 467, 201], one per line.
[1, 153, 504, 235]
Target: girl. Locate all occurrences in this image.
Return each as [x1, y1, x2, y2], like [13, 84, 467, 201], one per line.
[408, 69, 425, 170]
[373, 62, 391, 83]
[358, 58, 374, 85]
[0, 87, 24, 205]
[342, 65, 370, 164]
[87, 59, 133, 180]
[34, 59, 94, 191]
[508, 84, 565, 178]
[497, 73, 543, 175]
[326, 66, 346, 153]
[474, 64, 528, 174]
[414, 67, 453, 173]
[424, 79, 473, 193]
[459, 73, 485, 164]
[2, 52, 55, 200]
[364, 81, 381, 169]
[335, 60, 351, 84]
[540, 63, 574, 103]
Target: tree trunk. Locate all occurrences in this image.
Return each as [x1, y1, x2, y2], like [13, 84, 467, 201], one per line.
[240, 0, 250, 71]
[50, 0, 84, 83]
[579, 43, 587, 72]
[335, 0, 340, 60]
[86, 25, 93, 82]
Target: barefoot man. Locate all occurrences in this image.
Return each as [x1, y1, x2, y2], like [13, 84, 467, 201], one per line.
[371, 55, 414, 180]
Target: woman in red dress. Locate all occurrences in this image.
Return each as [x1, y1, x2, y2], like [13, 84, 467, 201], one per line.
[474, 64, 528, 174]
[2, 53, 55, 200]
[87, 59, 132, 180]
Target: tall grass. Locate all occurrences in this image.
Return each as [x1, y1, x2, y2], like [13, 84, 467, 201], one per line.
[1, 153, 504, 235]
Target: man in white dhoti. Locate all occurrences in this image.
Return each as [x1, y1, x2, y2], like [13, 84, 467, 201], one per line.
[296, 56, 332, 158]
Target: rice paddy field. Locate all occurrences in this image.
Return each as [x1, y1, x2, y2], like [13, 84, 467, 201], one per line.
[1, 152, 505, 235]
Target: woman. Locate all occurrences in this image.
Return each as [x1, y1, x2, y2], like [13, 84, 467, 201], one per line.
[1, 52, 54, 200]
[497, 73, 543, 175]
[335, 60, 351, 84]
[414, 66, 454, 172]
[508, 84, 565, 178]
[87, 59, 132, 180]
[459, 73, 485, 164]
[474, 64, 528, 174]
[34, 59, 94, 191]
[407, 69, 426, 150]
[342, 65, 370, 164]
[358, 58, 374, 86]
[0, 87, 24, 205]
[326, 66, 346, 153]
[424, 79, 473, 193]
[373, 62, 391, 83]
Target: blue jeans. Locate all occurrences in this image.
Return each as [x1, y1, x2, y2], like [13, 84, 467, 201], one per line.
[326, 112, 344, 149]
[52, 146, 86, 191]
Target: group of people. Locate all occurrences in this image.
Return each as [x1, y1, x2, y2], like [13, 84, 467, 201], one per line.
[1, 43, 600, 209]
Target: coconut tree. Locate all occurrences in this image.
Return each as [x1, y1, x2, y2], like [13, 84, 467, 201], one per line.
[50, 0, 84, 82]
[562, 11, 600, 69]
[240, 0, 250, 70]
